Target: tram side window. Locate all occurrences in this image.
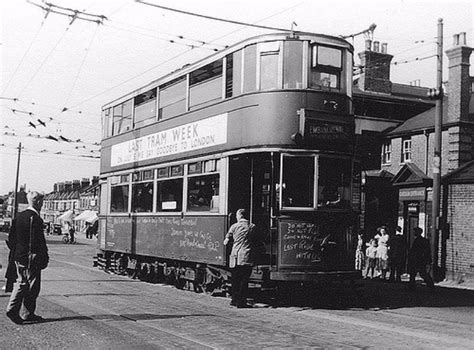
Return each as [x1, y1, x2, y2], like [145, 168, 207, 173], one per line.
[318, 157, 351, 209]
[187, 174, 220, 212]
[243, 45, 257, 93]
[157, 179, 183, 211]
[189, 59, 223, 111]
[131, 170, 154, 213]
[112, 99, 133, 135]
[134, 88, 156, 128]
[281, 155, 315, 208]
[259, 41, 280, 90]
[283, 40, 303, 89]
[110, 175, 130, 213]
[310, 46, 342, 90]
[158, 77, 186, 121]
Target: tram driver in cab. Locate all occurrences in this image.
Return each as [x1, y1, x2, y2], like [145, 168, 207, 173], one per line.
[318, 183, 342, 208]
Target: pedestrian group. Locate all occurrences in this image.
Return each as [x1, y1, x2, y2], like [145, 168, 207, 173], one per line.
[355, 224, 435, 290]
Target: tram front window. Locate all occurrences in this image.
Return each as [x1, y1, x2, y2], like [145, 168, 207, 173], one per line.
[187, 174, 219, 212]
[318, 157, 351, 209]
[281, 155, 315, 208]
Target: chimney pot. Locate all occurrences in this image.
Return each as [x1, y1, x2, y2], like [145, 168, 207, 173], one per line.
[365, 39, 372, 51]
[381, 43, 388, 54]
[373, 41, 380, 52]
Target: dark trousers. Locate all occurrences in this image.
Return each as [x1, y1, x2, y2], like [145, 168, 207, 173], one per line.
[231, 265, 252, 306]
[409, 265, 434, 290]
[389, 260, 404, 282]
[6, 263, 42, 319]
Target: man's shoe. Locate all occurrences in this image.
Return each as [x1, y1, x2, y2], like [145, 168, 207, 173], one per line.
[23, 314, 45, 322]
[6, 310, 23, 325]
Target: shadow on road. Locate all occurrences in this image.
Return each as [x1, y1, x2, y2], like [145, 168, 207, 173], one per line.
[261, 279, 474, 310]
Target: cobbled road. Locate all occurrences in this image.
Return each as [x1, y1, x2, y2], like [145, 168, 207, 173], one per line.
[1, 232, 473, 349]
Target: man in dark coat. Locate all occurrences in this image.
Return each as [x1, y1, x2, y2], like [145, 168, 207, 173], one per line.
[388, 226, 407, 282]
[408, 227, 434, 291]
[6, 191, 49, 324]
[224, 209, 256, 308]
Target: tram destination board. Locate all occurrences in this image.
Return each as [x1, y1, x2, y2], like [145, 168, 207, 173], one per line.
[278, 219, 322, 268]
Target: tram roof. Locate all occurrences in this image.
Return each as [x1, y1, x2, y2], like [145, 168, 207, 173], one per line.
[102, 32, 353, 110]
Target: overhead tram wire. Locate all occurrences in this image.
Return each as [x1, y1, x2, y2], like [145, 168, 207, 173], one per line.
[134, 0, 313, 35]
[1, 18, 47, 96]
[106, 19, 227, 51]
[61, 23, 101, 114]
[16, 25, 71, 100]
[68, 2, 305, 111]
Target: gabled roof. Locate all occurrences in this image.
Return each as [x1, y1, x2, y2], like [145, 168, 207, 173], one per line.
[443, 160, 474, 184]
[364, 169, 394, 178]
[392, 162, 432, 187]
[387, 97, 448, 136]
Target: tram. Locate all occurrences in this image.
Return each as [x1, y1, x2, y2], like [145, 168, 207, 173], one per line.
[97, 32, 361, 294]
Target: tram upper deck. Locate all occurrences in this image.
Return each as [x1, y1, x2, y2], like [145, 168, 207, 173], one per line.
[100, 33, 354, 174]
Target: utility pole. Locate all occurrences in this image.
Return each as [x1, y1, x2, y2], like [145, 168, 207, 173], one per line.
[430, 18, 443, 280]
[13, 142, 22, 219]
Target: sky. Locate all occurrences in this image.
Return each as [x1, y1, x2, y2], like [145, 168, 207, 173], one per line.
[1, 0, 473, 195]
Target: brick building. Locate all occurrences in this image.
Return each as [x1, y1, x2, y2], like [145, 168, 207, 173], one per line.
[377, 33, 473, 282]
[352, 33, 473, 282]
[442, 161, 474, 282]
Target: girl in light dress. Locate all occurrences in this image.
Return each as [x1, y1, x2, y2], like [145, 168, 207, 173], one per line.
[375, 226, 390, 280]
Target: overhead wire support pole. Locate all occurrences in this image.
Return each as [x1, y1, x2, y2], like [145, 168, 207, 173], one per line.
[431, 18, 443, 280]
[13, 142, 22, 219]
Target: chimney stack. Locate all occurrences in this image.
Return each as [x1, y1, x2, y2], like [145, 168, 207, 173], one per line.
[446, 32, 472, 123]
[81, 178, 90, 188]
[357, 42, 393, 94]
[446, 32, 473, 170]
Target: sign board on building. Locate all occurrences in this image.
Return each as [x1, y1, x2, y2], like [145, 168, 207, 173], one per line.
[399, 187, 425, 201]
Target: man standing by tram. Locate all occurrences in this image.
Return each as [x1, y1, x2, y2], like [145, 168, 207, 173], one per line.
[224, 209, 256, 308]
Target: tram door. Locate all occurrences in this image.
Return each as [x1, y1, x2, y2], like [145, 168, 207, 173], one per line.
[228, 154, 273, 253]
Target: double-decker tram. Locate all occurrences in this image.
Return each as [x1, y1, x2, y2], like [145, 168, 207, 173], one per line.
[97, 32, 361, 295]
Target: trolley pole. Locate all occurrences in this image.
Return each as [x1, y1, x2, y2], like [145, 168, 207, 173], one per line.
[13, 142, 22, 219]
[430, 18, 443, 280]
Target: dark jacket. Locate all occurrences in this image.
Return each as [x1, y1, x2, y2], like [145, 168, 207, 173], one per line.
[408, 236, 431, 269]
[9, 209, 48, 267]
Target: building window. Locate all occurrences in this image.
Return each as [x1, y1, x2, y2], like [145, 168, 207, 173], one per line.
[310, 45, 342, 90]
[402, 137, 412, 163]
[382, 140, 392, 164]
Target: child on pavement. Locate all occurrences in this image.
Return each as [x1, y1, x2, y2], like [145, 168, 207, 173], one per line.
[365, 239, 377, 279]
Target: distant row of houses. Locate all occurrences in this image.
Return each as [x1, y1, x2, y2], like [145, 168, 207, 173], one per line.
[42, 177, 100, 230]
